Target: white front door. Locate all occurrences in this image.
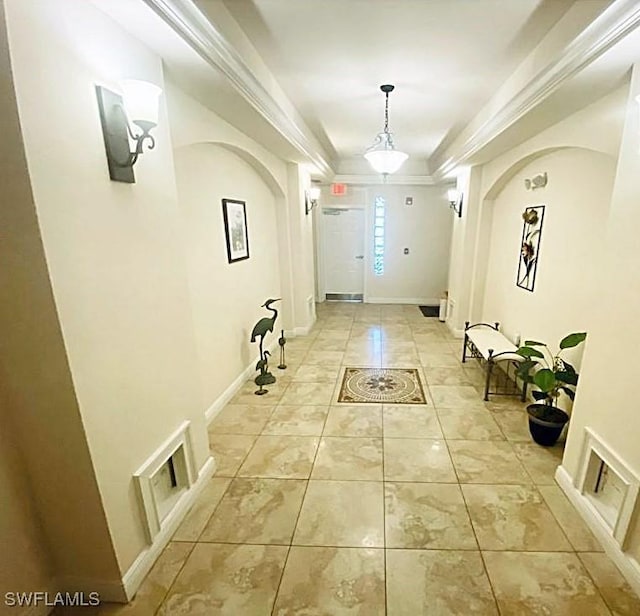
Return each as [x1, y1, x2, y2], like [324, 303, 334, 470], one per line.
[322, 207, 365, 299]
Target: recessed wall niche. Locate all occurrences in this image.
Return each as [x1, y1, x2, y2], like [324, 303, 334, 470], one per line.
[134, 421, 196, 543]
[577, 428, 639, 548]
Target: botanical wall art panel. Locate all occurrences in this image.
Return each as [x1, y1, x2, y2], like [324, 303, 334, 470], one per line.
[517, 205, 545, 292]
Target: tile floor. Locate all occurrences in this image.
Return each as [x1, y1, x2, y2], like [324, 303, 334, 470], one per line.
[58, 303, 640, 615]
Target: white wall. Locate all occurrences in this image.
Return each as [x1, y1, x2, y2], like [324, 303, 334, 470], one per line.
[447, 86, 626, 334]
[481, 147, 616, 372]
[1, 0, 121, 599]
[318, 184, 453, 304]
[5, 0, 209, 580]
[173, 143, 282, 407]
[166, 83, 288, 190]
[446, 166, 480, 334]
[3, 0, 318, 598]
[166, 84, 314, 336]
[561, 63, 640, 568]
[286, 164, 317, 329]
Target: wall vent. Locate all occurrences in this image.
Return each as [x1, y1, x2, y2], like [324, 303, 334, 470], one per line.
[134, 421, 195, 543]
[576, 428, 639, 547]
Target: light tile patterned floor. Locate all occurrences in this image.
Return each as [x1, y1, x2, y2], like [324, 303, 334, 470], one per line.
[59, 303, 640, 615]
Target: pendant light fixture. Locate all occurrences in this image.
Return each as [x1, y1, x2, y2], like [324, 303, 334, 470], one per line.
[364, 84, 408, 175]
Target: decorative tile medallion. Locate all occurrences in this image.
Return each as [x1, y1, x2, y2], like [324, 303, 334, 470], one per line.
[338, 368, 427, 404]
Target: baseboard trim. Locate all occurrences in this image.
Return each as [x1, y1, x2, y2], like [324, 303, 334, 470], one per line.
[446, 320, 465, 338]
[203, 317, 316, 428]
[555, 465, 640, 597]
[294, 313, 316, 337]
[120, 456, 216, 601]
[204, 339, 279, 425]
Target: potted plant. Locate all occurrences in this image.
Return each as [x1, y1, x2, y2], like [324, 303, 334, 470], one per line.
[515, 332, 587, 446]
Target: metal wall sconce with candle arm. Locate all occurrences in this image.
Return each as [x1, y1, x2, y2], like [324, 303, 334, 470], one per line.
[95, 80, 162, 183]
[305, 185, 321, 215]
[448, 188, 463, 217]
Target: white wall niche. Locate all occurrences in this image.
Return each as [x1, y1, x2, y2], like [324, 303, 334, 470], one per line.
[134, 421, 196, 543]
[576, 428, 639, 548]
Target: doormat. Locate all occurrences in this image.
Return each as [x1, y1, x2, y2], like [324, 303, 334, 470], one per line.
[338, 368, 427, 404]
[419, 305, 440, 317]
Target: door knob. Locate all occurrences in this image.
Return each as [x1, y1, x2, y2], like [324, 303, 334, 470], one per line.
[355, 255, 364, 259]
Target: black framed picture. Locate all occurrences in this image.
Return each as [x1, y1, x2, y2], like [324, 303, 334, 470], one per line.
[516, 205, 545, 292]
[222, 198, 250, 263]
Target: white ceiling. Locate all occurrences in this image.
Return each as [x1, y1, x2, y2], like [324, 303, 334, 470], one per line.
[217, 0, 577, 168]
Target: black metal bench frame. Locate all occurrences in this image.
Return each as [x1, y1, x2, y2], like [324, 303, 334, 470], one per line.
[462, 321, 527, 402]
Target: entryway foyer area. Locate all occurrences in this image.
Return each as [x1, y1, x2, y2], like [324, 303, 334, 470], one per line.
[4, 2, 640, 614]
[55, 302, 638, 615]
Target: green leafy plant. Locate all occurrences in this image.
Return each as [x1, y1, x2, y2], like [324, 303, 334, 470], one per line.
[516, 332, 587, 407]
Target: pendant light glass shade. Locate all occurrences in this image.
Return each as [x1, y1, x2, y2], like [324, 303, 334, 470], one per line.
[364, 84, 408, 175]
[364, 132, 409, 174]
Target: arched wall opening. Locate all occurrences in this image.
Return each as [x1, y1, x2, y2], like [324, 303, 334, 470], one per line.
[469, 147, 567, 324]
[173, 141, 290, 408]
[469, 146, 617, 395]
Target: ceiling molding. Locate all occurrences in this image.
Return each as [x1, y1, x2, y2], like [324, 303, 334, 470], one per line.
[435, 0, 640, 178]
[333, 174, 437, 186]
[142, 0, 333, 176]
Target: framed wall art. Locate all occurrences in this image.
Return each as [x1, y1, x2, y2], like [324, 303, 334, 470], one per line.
[517, 205, 545, 292]
[222, 198, 250, 263]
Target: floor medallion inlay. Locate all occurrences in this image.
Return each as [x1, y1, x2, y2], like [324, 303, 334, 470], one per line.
[338, 367, 427, 404]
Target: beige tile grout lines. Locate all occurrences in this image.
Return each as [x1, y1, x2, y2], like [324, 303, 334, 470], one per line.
[153, 306, 614, 614]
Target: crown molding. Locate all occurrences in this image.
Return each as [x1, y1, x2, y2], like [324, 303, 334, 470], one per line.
[333, 174, 437, 186]
[142, 0, 332, 176]
[435, 0, 640, 178]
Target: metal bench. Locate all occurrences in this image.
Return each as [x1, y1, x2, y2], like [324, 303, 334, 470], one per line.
[462, 321, 527, 402]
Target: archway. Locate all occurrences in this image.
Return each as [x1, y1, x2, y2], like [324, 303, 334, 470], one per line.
[469, 146, 616, 323]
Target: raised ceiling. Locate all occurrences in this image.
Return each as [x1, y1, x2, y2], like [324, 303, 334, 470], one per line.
[217, 0, 577, 171]
[95, 0, 638, 181]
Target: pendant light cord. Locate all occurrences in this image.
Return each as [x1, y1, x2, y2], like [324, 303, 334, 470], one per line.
[384, 92, 390, 133]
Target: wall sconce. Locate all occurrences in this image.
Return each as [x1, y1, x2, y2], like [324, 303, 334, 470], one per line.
[305, 185, 321, 215]
[448, 188, 463, 217]
[524, 172, 547, 190]
[95, 80, 162, 183]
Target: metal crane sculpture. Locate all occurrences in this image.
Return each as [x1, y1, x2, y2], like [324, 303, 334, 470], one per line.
[278, 329, 287, 370]
[255, 351, 274, 395]
[250, 298, 280, 362]
[251, 298, 280, 395]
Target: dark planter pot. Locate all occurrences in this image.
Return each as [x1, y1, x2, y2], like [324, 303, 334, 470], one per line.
[526, 403, 569, 446]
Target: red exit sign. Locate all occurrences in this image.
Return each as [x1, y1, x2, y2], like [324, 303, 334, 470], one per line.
[331, 183, 347, 196]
